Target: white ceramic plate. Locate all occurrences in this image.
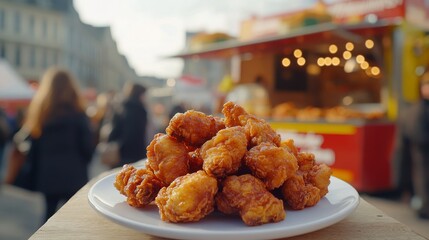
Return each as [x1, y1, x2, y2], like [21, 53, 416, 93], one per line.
[88, 173, 359, 240]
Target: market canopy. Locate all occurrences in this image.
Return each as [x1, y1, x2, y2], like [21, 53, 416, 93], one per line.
[170, 20, 396, 59]
[0, 59, 34, 100]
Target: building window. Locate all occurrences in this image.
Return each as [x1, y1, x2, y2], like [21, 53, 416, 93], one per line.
[53, 51, 58, 65]
[30, 47, 36, 68]
[42, 49, 48, 68]
[42, 19, 48, 38]
[14, 11, 20, 34]
[0, 9, 5, 30]
[29, 15, 35, 36]
[53, 21, 57, 40]
[0, 43, 5, 58]
[15, 45, 21, 66]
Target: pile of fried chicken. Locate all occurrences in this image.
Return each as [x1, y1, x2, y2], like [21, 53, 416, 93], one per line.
[114, 101, 332, 226]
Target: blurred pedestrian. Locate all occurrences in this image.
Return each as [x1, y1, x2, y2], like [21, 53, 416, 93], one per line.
[169, 101, 186, 119]
[107, 82, 148, 167]
[0, 107, 11, 179]
[19, 67, 93, 222]
[393, 70, 429, 219]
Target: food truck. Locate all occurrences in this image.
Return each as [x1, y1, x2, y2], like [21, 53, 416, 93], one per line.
[172, 0, 429, 192]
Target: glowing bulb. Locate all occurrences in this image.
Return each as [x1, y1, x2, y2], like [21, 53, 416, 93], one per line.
[365, 39, 374, 49]
[297, 57, 306, 66]
[343, 51, 352, 60]
[329, 44, 338, 54]
[325, 57, 332, 66]
[345, 42, 354, 51]
[360, 61, 369, 69]
[293, 49, 302, 58]
[356, 55, 365, 64]
[371, 66, 380, 75]
[282, 57, 291, 67]
[332, 57, 340, 66]
[317, 57, 325, 66]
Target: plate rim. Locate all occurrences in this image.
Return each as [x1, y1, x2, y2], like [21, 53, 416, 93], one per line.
[88, 173, 359, 240]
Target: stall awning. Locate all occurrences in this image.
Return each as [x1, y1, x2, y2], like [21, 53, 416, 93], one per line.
[171, 20, 398, 59]
[0, 59, 34, 100]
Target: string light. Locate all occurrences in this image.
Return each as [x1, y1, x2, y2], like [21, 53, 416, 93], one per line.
[343, 51, 352, 60]
[365, 39, 374, 49]
[356, 55, 365, 64]
[297, 57, 306, 66]
[345, 42, 354, 51]
[329, 44, 338, 54]
[332, 57, 340, 66]
[293, 49, 302, 58]
[282, 57, 291, 67]
[317, 57, 325, 66]
[360, 61, 369, 70]
[324, 57, 332, 66]
[371, 66, 380, 75]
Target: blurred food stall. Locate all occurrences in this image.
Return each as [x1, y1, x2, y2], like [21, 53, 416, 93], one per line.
[171, 0, 429, 192]
[0, 60, 34, 116]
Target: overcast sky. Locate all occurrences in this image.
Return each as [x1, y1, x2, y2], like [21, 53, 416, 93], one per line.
[73, 0, 316, 78]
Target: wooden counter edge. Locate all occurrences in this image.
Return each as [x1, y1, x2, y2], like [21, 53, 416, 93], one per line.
[29, 171, 428, 240]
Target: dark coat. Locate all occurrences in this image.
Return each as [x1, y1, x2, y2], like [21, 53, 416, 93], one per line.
[108, 99, 147, 165]
[393, 100, 429, 216]
[29, 111, 93, 195]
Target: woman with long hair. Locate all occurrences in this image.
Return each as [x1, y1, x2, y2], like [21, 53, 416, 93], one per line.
[22, 67, 93, 222]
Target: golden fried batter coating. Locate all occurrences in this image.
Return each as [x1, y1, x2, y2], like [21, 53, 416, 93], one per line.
[222, 101, 249, 127]
[244, 116, 281, 147]
[114, 165, 164, 208]
[155, 170, 218, 223]
[244, 142, 298, 190]
[281, 139, 299, 157]
[146, 133, 190, 185]
[166, 110, 225, 147]
[216, 174, 285, 226]
[201, 126, 247, 178]
[222, 101, 281, 147]
[295, 152, 332, 197]
[281, 174, 321, 210]
[280, 142, 332, 210]
[307, 163, 332, 198]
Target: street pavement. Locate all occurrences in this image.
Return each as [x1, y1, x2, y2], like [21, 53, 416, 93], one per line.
[0, 150, 109, 240]
[0, 155, 428, 240]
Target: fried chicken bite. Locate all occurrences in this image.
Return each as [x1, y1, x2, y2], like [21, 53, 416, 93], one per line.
[114, 165, 164, 208]
[280, 142, 332, 210]
[281, 174, 321, 210]
[200, 126, 247, 178]
[222, 101, 281, 147]
[281, 139, 299, 157]
[146, 133, 190, 185]
[222, 101, 249, 127]
[166, 110, 225, 147]
[295, 152, 332, 197]
[244, 142, 298, 190]
[155, 170, 218, 223]
[216, 174, 285, 226]
[307, 162, 332, 198]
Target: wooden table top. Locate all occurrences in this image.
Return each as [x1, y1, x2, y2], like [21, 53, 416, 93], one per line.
[29, 171, 427, 240]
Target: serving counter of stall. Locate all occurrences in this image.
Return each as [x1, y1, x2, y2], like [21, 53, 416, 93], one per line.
[270, 119, 395, 192]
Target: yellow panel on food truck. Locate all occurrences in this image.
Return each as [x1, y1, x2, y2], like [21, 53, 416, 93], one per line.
[331, 168, 354, 184]
[270, 122, 357, 135]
